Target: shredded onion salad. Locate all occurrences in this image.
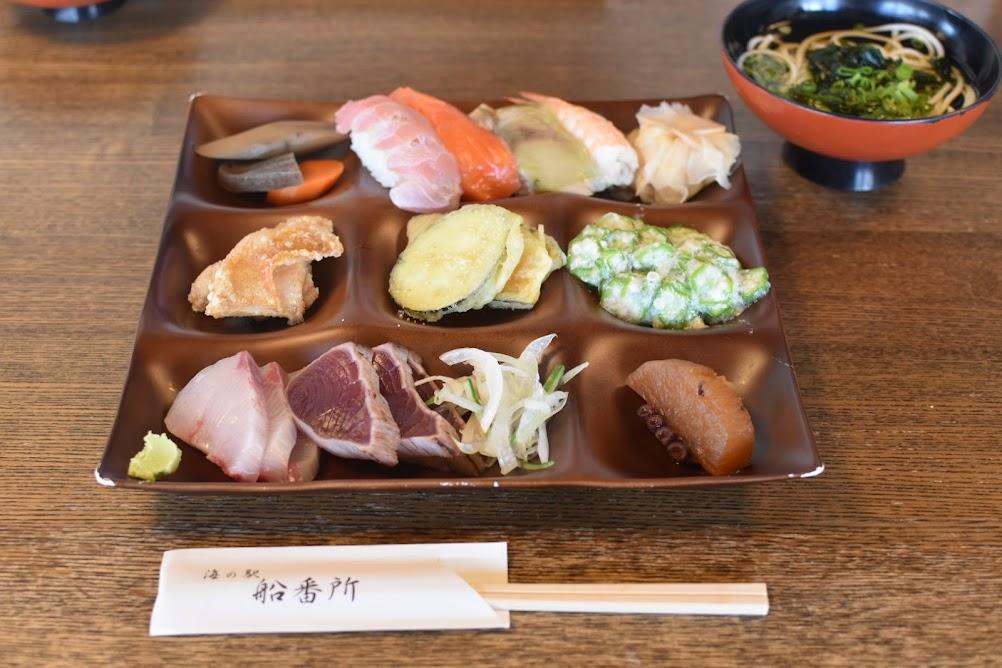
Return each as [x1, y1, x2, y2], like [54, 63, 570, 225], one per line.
[415, 334, 587, 474]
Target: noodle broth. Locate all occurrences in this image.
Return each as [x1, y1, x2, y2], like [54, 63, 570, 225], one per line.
[737, 20, 977, 120]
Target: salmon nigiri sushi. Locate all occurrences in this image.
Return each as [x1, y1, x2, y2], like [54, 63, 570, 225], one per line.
[335, 95, 461, 213]
[390, 87, 520, 202]
[515, 92, 638, 194]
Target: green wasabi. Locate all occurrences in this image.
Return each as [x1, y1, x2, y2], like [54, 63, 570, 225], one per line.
[128, 431, 182, 482]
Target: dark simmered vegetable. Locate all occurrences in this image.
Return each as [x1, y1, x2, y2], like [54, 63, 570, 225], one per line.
[217, 152, 303, 193]
[627, 359, 754, 475]
[196, 120, 346, 161]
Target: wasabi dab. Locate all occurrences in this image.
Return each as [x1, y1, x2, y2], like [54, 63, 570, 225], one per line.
[128, 431, 182, 481]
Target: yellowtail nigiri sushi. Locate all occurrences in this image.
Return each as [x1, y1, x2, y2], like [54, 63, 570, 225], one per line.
[335, 95, 462, 213]
[514, 92, 638, 193]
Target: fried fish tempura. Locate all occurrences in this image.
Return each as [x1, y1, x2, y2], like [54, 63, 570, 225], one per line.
[189, 215, 343, 325]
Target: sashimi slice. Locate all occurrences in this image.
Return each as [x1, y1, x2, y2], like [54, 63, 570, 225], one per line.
[335, 95, 462, 213]
[372, 343, 463, 458]
[164, 351, 269, 482]
[517, 92, 638, 192]
[390, 87, 520, 201]
[257, 362, 299, 483]
[287, 433, 321, 482]
[286, 342, 401, 466]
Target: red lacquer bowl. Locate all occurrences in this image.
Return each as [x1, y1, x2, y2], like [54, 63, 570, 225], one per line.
[721, 0, 1001, 190]
[11, 0, 125, 21]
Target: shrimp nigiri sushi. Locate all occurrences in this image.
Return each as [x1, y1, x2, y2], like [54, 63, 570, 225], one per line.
[335, 95, 461, 213]
[390, 87, 520, 202]
[515, 92, 638, 193]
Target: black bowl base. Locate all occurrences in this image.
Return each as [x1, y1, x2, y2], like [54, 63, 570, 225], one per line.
[782, 142, 904, 192]
[44, 0, 126, 23]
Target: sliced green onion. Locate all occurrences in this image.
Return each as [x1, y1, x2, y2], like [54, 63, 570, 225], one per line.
[467, 378, 481, 405]
[521, 460, 556, 470]
[543, 365, 565, 393]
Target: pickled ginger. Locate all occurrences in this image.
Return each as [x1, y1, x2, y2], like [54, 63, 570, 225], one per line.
[629, 102, 740, 205]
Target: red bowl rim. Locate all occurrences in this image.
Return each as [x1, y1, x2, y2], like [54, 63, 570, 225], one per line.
[720, 0, 1002, 126]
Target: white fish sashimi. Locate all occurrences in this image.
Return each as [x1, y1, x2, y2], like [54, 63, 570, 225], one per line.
[518, 91, 638, 192]
[335, 95, 462, 213]
[257, 362, 299, 483]
[164, 351, 269, 482]
[287, 433, 320, 483]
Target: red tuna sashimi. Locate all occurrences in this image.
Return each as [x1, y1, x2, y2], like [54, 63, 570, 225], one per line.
[164, 351, 269, 482]
[335, 95, 461, 213]
[390, 87, 520, 201]
[286, 342, 401, 466]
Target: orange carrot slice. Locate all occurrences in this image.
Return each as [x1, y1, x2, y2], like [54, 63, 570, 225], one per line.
[266, 160, 344, 206]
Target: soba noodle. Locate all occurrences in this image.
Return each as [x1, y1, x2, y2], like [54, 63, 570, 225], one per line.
[737, 22, 976, 118]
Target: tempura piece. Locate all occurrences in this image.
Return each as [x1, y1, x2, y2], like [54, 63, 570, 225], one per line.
[629, 102, 741, 204]
[189, 215, 343, 325]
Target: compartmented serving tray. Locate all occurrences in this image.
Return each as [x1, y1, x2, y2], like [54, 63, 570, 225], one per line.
[96, 94, 822, 492]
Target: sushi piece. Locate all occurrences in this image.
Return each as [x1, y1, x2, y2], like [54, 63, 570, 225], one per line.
[390, 87, 520, 201]
[471, 103, 597, 195]
[257, 362, 299, 483]
[164, 351, 270, 482]
[629, 102, 741, 204]
[515, 92, 638, 192]
[335, 95, 462, 213]
[286, 342, 401, 466]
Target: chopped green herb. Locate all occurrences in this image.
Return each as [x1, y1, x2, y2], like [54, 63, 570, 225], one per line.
[467, 378, 481, 405]
[520, 460, 556, 470]
[744, 41, 951, 119]
[543, 365, 565, 393]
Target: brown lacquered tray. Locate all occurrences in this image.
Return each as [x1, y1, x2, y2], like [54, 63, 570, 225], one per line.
[96, 94, 823, 492]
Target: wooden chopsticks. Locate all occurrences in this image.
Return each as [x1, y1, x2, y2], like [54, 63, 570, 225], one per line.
[477, 583, 768, 616]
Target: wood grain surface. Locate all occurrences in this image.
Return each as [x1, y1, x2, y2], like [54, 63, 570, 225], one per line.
[1, 1, 1000, 665]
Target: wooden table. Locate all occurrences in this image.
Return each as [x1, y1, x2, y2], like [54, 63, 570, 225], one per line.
[1, 1, 1000, 664]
